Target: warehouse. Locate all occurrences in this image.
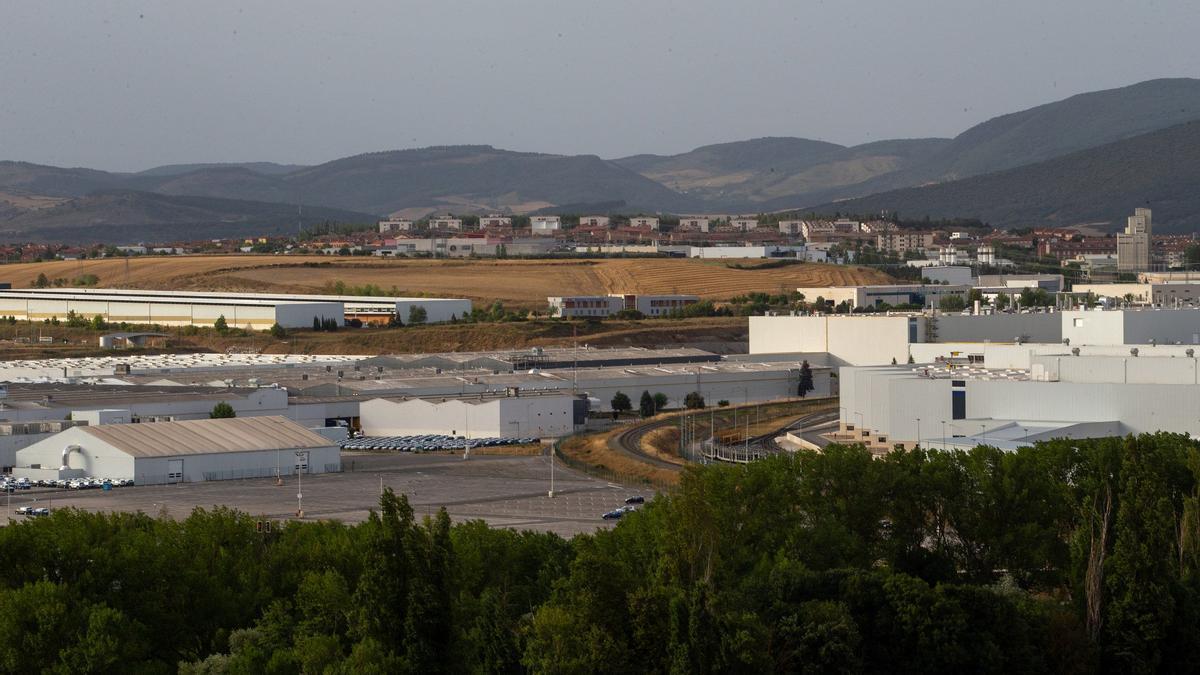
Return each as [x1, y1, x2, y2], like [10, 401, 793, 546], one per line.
[0, 289, 341, 329]
[0, 288, 471, 326]
[11, 416, 339, 484]
[839, 351, 1200, 451]
[359, 390, 578, 439]
[291, 360, 830, 413]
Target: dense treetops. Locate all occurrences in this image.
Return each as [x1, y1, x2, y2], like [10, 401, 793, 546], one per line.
[0, 433, 1198, 672]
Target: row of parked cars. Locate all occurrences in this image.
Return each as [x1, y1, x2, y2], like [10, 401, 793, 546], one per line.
[602, 495, 646, 520]
[14, 506, 50, 517]
[341, 434, 540, 452]
[3, 477, 134, 491]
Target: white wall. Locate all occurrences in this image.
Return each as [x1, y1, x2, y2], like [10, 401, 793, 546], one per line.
[360, 395, 574, 439]
[749, 316, 917, 366]
[841, 365, 1200, 444]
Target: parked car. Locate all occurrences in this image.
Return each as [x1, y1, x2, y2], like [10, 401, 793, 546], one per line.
[624, 495, 645, 505]
[602, 508, 625, 520]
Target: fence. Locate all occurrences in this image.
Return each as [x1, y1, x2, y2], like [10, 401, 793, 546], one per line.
[552, 434, 677, 491]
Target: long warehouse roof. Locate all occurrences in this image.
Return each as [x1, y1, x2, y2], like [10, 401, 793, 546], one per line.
[0, 289, 334, 307]
[79, 415, 332, 458]
[0, 288, 467, 306]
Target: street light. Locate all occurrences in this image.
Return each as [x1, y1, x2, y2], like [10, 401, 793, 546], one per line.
[940, 420, 947, 450]
[294, 451, 307, 517]
[915, 417, 921, 448]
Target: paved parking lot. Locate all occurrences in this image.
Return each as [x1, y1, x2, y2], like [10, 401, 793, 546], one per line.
[0, 453, 655, 537]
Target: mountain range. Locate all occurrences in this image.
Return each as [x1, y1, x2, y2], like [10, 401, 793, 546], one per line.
[4, 78, 1200, 241]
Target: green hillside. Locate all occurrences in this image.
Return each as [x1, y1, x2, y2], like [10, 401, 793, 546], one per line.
[804, 120, 1200, 231]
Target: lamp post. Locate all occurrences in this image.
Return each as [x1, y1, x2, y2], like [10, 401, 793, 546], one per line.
[294, 451, 307, 518]
[915, 417, 921, 448]
[940, 420, 947, 450]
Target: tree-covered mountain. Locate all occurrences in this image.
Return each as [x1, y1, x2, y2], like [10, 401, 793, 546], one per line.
[0, 190, 377, 242]
[278, 145, 699, 215]
[802, 120, 1200, 232]
[3, 78, 1200, 239]
[615, 136, 950, 206]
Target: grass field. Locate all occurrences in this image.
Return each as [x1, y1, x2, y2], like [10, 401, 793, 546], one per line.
[0, 255, 892, 309]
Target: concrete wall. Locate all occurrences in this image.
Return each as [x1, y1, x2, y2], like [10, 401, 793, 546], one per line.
[132, 447, 340, 484]
[840, 365, 1200, 444]
[359, 395, 574, 439]
[1062, 309, 1200, 345]
[934, 313, 1062, 343]
[1031, 354, 1200, 384]
[749, 316, 918, 366]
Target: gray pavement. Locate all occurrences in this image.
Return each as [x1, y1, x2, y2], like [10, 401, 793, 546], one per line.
[0, 453, 655, 537]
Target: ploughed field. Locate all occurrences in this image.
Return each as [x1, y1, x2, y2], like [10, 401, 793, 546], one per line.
[0, 255, 892, 308]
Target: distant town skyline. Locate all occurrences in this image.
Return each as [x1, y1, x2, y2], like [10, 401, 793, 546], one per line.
[2, 0, 1198, 171]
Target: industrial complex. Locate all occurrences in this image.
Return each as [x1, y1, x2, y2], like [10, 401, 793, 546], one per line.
[0, 288, 472, 328]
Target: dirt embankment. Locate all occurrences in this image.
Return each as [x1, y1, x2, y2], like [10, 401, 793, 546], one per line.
[0, 255, 892, 309]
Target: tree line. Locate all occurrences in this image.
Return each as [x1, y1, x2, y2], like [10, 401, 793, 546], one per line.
[0, 434, 1198, 672]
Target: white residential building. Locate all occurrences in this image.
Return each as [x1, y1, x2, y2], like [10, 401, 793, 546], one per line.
[531, 216, 562, 232]
[579, 215, 610, 228]
[378, 218, 415, 233]
[429, 216, 463, 231]
[630, 216, 660, 230]
[479, 215, 512, 228]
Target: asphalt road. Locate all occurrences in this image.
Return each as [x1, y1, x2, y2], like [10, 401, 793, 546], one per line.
[0, 453, 654, 537]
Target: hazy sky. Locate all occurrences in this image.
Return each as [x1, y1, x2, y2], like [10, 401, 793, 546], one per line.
[2, 1, 1198, 171]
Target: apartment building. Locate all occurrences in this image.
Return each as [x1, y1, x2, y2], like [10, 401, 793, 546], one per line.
[479, 215, 512, 228]
[378, 218, 415, 233]
[1117, 207, 1152, 272]
[579, 215, 610, 228]
[630, 217, 660, 230]
[876, 231, 935, 254]
[428, 216, 463, 231]
[548, 293, 699, 318]
[678, 217, 711, 232]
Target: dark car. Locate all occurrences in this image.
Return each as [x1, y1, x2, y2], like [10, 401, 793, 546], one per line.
[602, 508, 625, 520]
[624, 495, 645, 505]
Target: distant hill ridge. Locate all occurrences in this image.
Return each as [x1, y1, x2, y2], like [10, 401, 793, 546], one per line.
[1, 78, 1199, 240]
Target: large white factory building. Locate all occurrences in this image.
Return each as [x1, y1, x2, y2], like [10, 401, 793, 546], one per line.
[0, 288, 471, 328]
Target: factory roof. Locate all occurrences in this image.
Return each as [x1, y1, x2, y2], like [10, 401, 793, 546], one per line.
[0, 288, 339, 307]
[80, 416, 332, 458]
[0, 287, 466, 307]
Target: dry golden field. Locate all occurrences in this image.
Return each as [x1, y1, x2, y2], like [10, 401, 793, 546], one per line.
[0, 255, 892, 308]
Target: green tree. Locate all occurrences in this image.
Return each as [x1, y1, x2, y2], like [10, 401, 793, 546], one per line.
[939, 295, 967, 312]
[653, 392, 669, 412]
[1103, 435, 1186, 671]
[408, 306, 428, 325]
[798, 360, 814, 397]
[214, 314, 228, 332]
[611, 392, 632, 418]
[90, 314, 107, 330]
[684, 392, 705, 409]
[269, 323, 287, 339]
[639, 391, 655, 418]
[210, 402, 236, 418]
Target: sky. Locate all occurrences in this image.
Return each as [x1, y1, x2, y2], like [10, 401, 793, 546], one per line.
[2, 0, 1199, 171]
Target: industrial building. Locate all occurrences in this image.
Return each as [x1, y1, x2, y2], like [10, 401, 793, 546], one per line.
[750, 307, 1200, 366]
[11, 416, 339, 485]
[1075, 282, 1200, 307]
[547, 294, 699, 318]
[359, 391, 578, 439]
[796, 284, 970, 309]
[0, 289, 341, 330]
[0, 288, 471, 327]
[839, 349, 1200, 452]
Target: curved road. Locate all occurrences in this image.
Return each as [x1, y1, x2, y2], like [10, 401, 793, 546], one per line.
[610, 406, 840, 468]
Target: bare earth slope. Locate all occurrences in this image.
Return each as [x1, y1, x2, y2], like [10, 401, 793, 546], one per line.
[0, 256, 892, 308]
